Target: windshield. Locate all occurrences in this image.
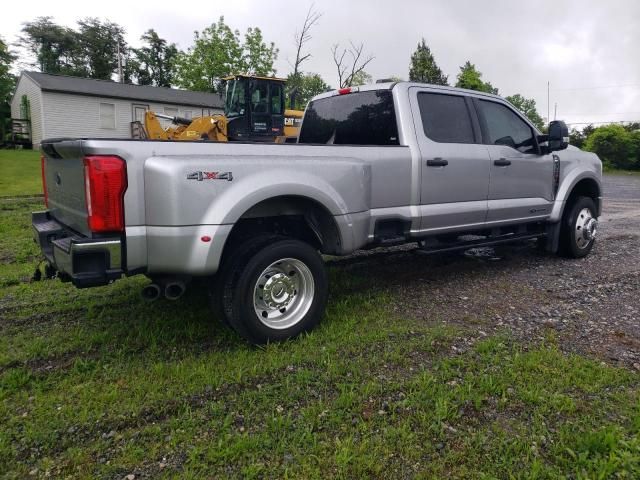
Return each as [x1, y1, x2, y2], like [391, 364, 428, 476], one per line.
[224, 80, 246, 117]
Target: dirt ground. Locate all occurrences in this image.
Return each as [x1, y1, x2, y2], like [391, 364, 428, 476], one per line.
[331, 174, 640, 368]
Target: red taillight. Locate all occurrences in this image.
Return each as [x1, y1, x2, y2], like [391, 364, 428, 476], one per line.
[83, 156, 127, 232]
[338, 87, 352, 95]
[41, 155, 48, 207]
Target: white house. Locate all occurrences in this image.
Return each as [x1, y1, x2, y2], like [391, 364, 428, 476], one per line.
[10, 71, 225, 148]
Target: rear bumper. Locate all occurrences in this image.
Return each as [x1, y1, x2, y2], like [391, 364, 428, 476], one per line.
[32, 211, 123, 288]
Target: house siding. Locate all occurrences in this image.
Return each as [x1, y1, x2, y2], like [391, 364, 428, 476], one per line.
[10, 74, 44, 147]
[42, 91, 223, 142]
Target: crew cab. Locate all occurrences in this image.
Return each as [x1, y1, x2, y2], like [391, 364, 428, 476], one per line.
[33, 82, 602, 344]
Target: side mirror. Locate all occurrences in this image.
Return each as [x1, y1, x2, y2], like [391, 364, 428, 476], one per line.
[548, 120, 569, 152]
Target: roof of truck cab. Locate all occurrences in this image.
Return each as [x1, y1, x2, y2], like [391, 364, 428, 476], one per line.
[311, 81, 504, 102]
[221, 74, 287, 82]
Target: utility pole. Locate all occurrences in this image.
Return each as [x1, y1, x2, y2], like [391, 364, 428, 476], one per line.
[547, 81, 550, 124]
[117, 42, 123, 83]
[554, 102, 557, 121]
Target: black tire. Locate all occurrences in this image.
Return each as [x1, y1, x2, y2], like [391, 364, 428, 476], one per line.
[209, 234, 283, 328]
[560, 196, 598, 258]
[222, 238, 328, 344]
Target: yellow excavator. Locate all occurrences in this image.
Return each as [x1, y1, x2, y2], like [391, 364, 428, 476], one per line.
[137, 75, 304, 143]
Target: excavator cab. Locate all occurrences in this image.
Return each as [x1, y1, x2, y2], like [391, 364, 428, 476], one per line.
[223, 75, 286, 142]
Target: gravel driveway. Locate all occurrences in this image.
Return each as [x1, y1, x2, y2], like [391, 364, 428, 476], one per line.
[332, 173, 640, 368]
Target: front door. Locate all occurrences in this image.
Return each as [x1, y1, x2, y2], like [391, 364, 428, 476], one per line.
[249, 80, 271, 136]
[411, 88, 491, 233]
[474, 99, 554, 224]
[132, 104, 149, 123]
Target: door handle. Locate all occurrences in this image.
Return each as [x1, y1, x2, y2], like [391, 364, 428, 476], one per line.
[426, 157, 448, 167]
[494, 158, 511, 166]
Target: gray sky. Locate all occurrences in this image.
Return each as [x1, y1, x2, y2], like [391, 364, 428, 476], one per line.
[3, 0, 639, 127]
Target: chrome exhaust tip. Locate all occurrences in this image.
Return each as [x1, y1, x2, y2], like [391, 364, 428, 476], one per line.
[141, 283, 161, 302]
[164, 281, 186, 301]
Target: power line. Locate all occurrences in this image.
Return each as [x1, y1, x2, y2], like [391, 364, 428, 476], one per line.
[565, 120, 640, 125]
[519, 83, 640, 94]
[562, 112, 640, 116]
[552, 83, 640, 91]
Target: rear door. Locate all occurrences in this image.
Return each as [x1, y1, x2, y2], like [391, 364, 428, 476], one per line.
[474, 99, 554, 223]
[410, 88, 491, 233]
[269, 82, 285, 136]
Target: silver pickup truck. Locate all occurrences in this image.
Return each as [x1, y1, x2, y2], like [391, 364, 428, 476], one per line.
[33, 82, 602, 343]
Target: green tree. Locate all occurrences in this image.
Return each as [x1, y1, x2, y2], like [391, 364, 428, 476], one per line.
[408, 39, 448, 85]
[455, 61, 498, 94]
[76, 18, 127, 80]
[0, 36, 16, 140]
[129, 29, 178, 87]
[174, 17, 277, 93]
[623, 122, 640, 133]
[584, 124, 637, 170]
[286, 72, 330, 109]
[243, 27, 278, 76]
[628, 129, 640, 168]
[569, 124, 595, 149]
[0, 37, 15, 103]
[19, 17, 83, 75]
[19, 17, 128, 80]
[350, 70, 372, 86]
[505, 94, 544, 130]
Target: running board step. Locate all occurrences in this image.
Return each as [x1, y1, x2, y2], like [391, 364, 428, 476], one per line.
[376, 235, 406, 246]
[416, 232, 545, 255]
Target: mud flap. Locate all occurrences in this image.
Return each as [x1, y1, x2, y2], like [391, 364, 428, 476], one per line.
[545, 222, 562, 253]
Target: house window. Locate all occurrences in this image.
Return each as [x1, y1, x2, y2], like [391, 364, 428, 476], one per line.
[164, 107, 178, 117]
[183, 110, 192, 119]
[99, 103, 116, 129]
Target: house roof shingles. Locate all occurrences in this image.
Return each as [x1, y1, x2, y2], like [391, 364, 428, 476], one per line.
[23, 71, 224, 109]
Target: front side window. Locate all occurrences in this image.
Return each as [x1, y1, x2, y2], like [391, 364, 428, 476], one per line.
[477, 100, 536, 153]
[225, 80, 246, 117]
[418, 92, 475, 143]
[298, 90, 399, 145]
[99, 103, 115, 129]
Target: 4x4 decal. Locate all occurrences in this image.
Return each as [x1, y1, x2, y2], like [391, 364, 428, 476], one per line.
[187, 171, 233, 182]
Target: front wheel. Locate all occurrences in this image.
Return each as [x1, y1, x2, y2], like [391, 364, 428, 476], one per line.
[222, 238, 328, 344]
[560, 196, 598, 258]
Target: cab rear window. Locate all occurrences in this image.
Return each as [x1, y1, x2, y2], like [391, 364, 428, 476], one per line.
[298, 90, 399, 145]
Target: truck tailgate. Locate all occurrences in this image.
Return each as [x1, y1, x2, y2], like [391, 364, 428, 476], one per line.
[42, 140, 91, 235]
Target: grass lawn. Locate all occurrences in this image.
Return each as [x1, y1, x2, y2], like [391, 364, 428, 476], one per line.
[602, 165, 640, 176]
[1, 174, 639, 477]
[0, 149, 42, 197]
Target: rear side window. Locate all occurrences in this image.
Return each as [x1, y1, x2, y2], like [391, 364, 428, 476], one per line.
[299, 90, 399, 145]
[270, 83, 283, 114]
[417, 92, 475, 143]
[477, 100, 536, 153]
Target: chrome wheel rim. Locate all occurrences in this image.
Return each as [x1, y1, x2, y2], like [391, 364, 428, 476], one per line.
[253, 258, 315, 330]
[575, 207, 597, 249]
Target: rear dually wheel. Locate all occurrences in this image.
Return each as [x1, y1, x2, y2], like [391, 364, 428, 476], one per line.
[221, 238, 328, 344]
